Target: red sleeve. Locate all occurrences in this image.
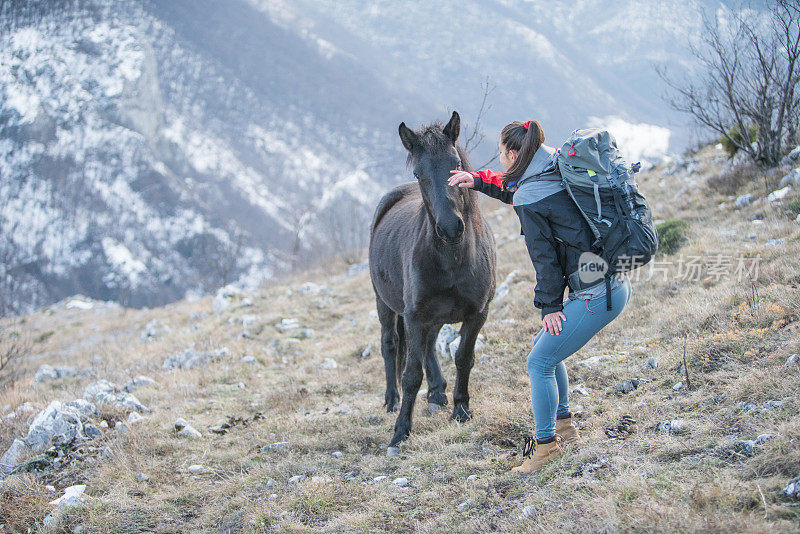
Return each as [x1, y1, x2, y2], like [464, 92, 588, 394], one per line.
[471, 170, 505, 188]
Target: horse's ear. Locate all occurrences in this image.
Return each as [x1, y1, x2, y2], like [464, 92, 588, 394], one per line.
[443, 111, 460, 145]
[399, 122, 418, 152]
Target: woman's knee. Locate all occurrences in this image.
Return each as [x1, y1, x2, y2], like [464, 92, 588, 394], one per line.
[526, 350, 555, 377]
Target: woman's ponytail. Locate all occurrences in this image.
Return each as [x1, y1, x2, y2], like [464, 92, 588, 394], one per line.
[501, 120, 545, 189]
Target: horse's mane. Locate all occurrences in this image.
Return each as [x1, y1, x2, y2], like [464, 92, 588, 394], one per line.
[405, 122, 474, 173]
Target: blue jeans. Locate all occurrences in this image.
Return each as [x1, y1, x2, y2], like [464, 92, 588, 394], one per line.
[526, 278, 632, 440]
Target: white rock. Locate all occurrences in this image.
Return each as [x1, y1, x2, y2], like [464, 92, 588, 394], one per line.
[784, 474, 800, 498]
[49, 484, 86, 506]
[392, 477, 409, 487]
[786, 354, 799, 366]
[177, 425, 202, 439]
[436, 324, 460, 359]
[448, 337, 461, 359]
[114, 422, 130, 435]
[571, 385, 592, 396]
[136, 473, 149, 482]
[24, 400, 99, 452]
[65, 299, 93, 310]
[310, 476, 332, 484]
[241, 314, 259, 328]
[734, 194, 753, 208]
[1, 439, 30, 474]
[187, 465, 205, 474]
[373, 475, 388, 482]
[287, 475, 303, 483]
[83, 380, 149, 413]
[755, 433, 774, 444]
[767, 186, 791, 202]
[240, 355, 256, 363]
[780, 168, 800, 187]
[34, 364, 77, 384]
[520, 505, 538, 519]
[260, 442, 289, 453]
[672, 382, 684, 391]
[781, 145, 800, 165]
[163, 348, 229, 370]
[578, 355, 609, 368]
[645, 357, 658, 369]
[122, 376, 158, 392]
[127, 411, 145, 424]
[320, 358, 338, 370]
[457, 501, 470, 511]
[361, 345, 372, 359]
[331, 451, 343, 458]
[494, 270, 519, 301]
[275, 318, 300, 332]
[467, 474, 479, 481]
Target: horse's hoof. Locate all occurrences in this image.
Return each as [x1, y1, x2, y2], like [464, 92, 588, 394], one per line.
[451, 405, 473, 423]
[427, 403, 445, 415]
[386, 404, 399, 413]
[427, 390, 448, 407]
[387, 446, 400, 458]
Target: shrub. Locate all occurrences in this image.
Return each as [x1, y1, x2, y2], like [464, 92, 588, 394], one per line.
[720, 124, 758, 158]
[707, 161, 761, 195]
[656, 219, 690, 255]
[789, 196, 800, 215]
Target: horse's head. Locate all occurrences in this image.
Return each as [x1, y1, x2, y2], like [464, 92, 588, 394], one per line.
[398, 111, 471, 244]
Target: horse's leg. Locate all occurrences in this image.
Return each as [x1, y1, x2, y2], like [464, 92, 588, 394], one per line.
[451, 307, 488, 422]
[376, 297, 400, 412]
[424, 324, 448, 410]
[389, 314, 427, 448]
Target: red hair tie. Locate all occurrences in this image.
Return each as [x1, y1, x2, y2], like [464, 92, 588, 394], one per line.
[523, 120, 531, 130]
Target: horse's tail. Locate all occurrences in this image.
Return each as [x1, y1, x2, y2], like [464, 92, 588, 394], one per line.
[395, 315, 406, 384]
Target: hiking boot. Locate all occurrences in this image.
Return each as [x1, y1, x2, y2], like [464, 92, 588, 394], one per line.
[556, 414, 581, 446]
[511, 436, 563, 473]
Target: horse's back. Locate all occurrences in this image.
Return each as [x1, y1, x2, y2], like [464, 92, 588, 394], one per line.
[370, 182, 419, 237]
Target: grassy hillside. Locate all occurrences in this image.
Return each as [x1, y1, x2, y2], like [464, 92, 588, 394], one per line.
[1, 144, 799, 532]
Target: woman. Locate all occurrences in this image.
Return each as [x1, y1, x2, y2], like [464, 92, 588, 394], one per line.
[448, 120, 632, 473]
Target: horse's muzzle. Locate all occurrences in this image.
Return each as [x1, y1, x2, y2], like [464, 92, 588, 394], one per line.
[435, 218, 465, 243]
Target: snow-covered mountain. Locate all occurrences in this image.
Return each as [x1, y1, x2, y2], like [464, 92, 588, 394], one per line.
[0, 0, 741, 315]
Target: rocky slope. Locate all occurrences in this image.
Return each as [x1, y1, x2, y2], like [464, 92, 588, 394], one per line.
[0, 142, 799, 531]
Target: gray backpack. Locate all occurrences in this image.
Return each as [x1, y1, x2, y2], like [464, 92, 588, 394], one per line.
[529, 128, 658, 310]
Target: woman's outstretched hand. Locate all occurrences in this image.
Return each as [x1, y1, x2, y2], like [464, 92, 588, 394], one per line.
[542, 311, 567, 336]
[448, 170, 474, 188]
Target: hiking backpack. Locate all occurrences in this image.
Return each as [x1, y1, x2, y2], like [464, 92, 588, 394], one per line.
[525, 128, 659, 310]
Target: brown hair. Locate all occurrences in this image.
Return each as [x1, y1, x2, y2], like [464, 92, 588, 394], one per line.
[500, 120, 545, 188]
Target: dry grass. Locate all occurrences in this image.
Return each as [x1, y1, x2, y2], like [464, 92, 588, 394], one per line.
[1, 144, 800, 532]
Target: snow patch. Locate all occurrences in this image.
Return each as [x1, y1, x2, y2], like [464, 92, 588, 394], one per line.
[101, 237, 146, 285]
[588, 115, 671, 168]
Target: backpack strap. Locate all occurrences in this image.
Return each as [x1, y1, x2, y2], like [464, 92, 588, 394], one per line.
[561, 178, 603, 248]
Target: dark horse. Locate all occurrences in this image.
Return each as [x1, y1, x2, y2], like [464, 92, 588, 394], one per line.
[369, 111, 496, 451]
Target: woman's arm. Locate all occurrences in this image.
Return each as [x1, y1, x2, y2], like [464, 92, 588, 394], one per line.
[449, 170, 514, 204]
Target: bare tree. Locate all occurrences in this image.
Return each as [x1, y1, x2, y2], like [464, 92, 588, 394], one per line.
[449, 77, 499, 170]
[286, 205, 314, 272]
[0, 326, 29, 392]
[319, 194, 371, 265]
[660, 1, 800, 166]
[197, 228, 245, 292]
